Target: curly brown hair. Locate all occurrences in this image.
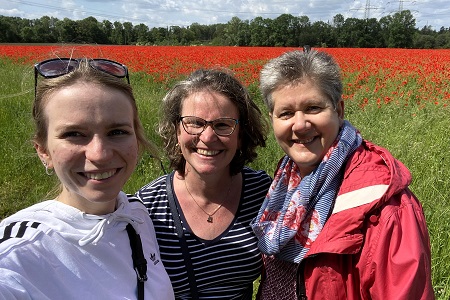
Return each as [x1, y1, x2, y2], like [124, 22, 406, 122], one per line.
[158, 68, 268, 176]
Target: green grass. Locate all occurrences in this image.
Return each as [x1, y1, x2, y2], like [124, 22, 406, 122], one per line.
[0, 58, 448, 298]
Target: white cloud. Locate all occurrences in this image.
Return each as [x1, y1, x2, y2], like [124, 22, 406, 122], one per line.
[2, 0, 448, 30]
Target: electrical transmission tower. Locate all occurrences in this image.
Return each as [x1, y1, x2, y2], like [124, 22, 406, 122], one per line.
[364, 0, 371, 19]
[351, 0, 382, 19]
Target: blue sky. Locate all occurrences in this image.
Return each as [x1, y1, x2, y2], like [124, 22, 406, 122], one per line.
[2, 0, 448, 30]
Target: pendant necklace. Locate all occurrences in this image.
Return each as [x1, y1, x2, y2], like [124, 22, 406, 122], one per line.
[184, 176, 233, 223]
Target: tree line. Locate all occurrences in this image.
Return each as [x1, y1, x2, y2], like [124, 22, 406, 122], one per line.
[1, 10, 449, 48]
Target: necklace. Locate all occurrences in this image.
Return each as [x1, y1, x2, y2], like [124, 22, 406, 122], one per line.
[184, 176, 233, 223]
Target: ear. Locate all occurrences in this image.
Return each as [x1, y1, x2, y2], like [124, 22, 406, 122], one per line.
[269, 112, 274, 124]
[34, 142, 53, 169]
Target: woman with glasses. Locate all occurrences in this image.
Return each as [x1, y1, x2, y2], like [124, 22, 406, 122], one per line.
[134, 68, 271, 299]
[250, 49, 434, 299]
[0, 58, 174, 299]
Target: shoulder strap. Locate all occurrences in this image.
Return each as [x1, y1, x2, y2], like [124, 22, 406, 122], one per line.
[166, 173, 184, 238]
[296, 259, 307, 300]
[166, 173, 200, 299]
[126, 224, 148, 300]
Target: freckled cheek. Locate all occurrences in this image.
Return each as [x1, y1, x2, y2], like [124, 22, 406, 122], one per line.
[50, 148, 79, 169]
[125, 145, 139, 165]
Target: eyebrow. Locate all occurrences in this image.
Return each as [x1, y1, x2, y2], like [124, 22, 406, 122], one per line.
[54, 121, 134, 132]
[107, 121, 134, 128]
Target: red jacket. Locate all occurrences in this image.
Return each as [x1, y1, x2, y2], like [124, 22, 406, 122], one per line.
[259, 140, 434, 300]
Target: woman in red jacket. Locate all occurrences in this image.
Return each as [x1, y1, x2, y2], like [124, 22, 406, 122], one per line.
[251, 48, 434, 300]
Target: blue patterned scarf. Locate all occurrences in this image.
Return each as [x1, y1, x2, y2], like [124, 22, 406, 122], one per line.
[251, 121, 362, 263]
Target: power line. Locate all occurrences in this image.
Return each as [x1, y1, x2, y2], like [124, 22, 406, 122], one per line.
[6, 0, 447, 29]
[8, 0, 129, 21]
[8, 0, 305, 24]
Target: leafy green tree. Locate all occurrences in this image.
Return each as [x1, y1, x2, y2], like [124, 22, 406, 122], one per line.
[55, 18, 78, 43]
[387, 10, 416, 48]
[20, 26, 33, 42]
[123, 22, 134, 44]
[211, 24, 227, 45]
[310, 21, 332, 47]
[297, 16, 313, 46]
[413, 25, 436, 49]
[148, 27, 169, 45]
[223, 17, 249, 46]
[340, 17, 365, 47]
[31, 16, 58, 43]
[358, 18, 383, 47]
[181, 27, 196, 45]
[271, 14, 299, 46]
[435, 28, 450, 48]
[378, 15, 392, 47]
[112, 21, 124, 44]
[0, 16, 22, 42]
[0, 12, 434, 47]
[249, 17, 272, 46]
[101, 20, 114, 43]
[76, 16, 108, 44]
[134, 23, 149, 45]
[188, 22, 215, 44]
[333, 14, 345, 47]
[414, 34, 436, 49]
[167, 26, 182, 45]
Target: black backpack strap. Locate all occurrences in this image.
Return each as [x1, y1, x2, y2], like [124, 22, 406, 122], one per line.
[296, 259, 307, 300]
[126, 223, 148, 300]
[166, 173, 199, 299]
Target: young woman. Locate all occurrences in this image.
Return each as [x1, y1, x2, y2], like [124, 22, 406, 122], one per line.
[0, 58, 174, 299]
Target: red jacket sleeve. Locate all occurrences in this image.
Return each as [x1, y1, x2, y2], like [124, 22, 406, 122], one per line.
[360, 189, 435, 299]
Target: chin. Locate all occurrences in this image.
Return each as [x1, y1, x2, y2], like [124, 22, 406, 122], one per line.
[291, 156, 321, 172]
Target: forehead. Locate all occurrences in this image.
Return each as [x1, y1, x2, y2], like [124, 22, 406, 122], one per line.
[273, 79, 329, 104]
[44, 82, 135, 124]
[181, 90, 238, 117]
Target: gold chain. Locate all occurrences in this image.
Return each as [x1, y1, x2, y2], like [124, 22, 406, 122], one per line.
[184, 176, 233, 223]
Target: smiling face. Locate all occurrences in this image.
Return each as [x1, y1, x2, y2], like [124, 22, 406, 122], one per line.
[35, 81, 138, 214]
[270, 79, 344, 176]
[178, 90, 240, 177]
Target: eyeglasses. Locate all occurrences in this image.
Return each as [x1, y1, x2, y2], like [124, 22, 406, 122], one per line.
[34, 58, 130, 96]
[180, 116, 239, 136]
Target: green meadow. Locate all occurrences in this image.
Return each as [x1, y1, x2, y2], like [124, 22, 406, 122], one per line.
[0, 57, 449, 298]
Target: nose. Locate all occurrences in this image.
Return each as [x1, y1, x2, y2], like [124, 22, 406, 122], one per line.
[85, 136, 113, 162]
[199, 123, 218, 142]
[291, 111, 311, 132]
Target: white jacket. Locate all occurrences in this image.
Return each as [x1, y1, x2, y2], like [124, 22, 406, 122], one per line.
[0, 192, 174, 300]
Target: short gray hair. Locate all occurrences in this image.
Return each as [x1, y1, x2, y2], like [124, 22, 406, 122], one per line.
[259, 49, 343, 112]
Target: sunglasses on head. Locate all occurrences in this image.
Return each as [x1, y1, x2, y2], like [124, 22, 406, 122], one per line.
[34, 58, 130, 96]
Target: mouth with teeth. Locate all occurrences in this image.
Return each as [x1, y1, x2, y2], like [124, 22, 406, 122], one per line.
[196, 149, 220, 156]
[82, 170, 118, 180]
[293, 136, 315, 144]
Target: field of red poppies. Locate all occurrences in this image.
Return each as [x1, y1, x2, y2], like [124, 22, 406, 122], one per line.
[1, 45, 450, 298]
[1, 44, 449, 108]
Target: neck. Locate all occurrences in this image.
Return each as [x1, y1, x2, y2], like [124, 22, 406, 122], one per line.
[184, 174, 233, 201]
[183, 174, 233, 223]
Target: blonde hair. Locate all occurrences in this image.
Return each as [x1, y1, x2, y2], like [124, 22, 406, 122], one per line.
[33, 58, 157, 158]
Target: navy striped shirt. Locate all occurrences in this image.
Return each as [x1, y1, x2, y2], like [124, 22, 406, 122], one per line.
[135, 167, 272, 299]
